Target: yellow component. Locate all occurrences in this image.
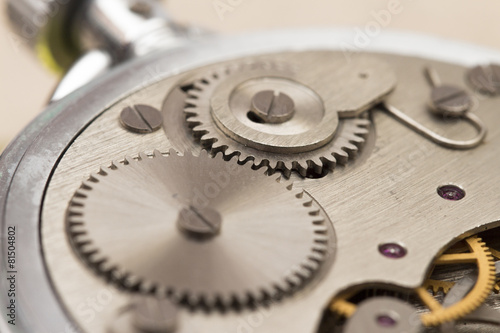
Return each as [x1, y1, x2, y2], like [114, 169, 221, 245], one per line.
[418, 236, 496, 326]
[423, 279, 455, 295]
[329, 297, 357, 318]
[328, 236, 497, 327]
[328, 289, 358, 317]
[36, 37, 64, 75]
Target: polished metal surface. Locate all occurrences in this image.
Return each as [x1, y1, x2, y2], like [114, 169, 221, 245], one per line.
[467, 64, 500, 96]
[120, 104, 163, 133]
[75, 0, 195, 62]
[50, 49, 112, 102]
[249, 90, 296, 124]
[67, 150, 333, 309]
[344, 297, 421, 333]
[3, 29, 500, 333]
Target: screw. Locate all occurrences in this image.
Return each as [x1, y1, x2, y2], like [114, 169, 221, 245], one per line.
[130, 1, 153, 18]
[177, 206, 222, 239]
[437, 184, 466, 201]
[379, 243, 407, 259]
[467, 64, 500, 96]
[120, 105, 163, 134]
[425, 68, 472, 117]
[131, 295, 178, 333]
[249, 90, 295, 124]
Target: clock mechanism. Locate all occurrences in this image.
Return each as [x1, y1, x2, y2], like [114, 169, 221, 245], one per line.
[34, 48, 500, 333]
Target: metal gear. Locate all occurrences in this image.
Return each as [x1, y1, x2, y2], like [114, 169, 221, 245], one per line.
[66, 150, 333, 310]
[328, 236, 497, 327]
[184, 61, 375, 178]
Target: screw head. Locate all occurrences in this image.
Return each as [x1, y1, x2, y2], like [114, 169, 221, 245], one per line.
[120, 105, 163, 133]
[249, 90, 295, 124]
[429, 85, 472, 117]
[177, 206, 222, 239]
[467, 64, 500, 96]
[130, 1, 153, 18]
[437, 185, 466, 201]
[379, 243, 407, 259]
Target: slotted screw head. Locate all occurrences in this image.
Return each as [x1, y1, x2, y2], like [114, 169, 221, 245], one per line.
[429, 85, 472, 117]
[120, 105, 163, 133]
[177, 206, 222, 239]
[467, 64, 500, 96]
[250, 90, 295, 124]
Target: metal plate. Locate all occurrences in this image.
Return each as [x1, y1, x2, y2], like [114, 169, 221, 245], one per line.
[2, 29, 500, 332]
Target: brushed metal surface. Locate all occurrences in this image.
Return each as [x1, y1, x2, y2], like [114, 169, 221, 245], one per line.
[41, 49, 500, 332]
[4, 29, 500, 333]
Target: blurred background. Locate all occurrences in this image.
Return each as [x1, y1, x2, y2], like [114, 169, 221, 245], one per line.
[2, 0, 500, 151]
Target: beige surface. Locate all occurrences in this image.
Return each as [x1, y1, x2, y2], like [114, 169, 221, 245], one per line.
[2, 0, 500, 151]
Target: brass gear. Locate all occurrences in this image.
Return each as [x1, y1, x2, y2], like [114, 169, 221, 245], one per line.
[328, 236, 497, 327]
[416, 236, 496, 326]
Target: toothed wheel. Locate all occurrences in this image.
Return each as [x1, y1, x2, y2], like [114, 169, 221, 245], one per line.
[66, 150, 334, 310]
[328, 236, 496, 327]
[184, 60, 374, 178]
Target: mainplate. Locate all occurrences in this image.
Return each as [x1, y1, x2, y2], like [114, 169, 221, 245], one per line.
[40, 47, 500, 333]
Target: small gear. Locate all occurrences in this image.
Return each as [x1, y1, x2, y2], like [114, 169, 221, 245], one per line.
[184, 61, 374, 178]
[67, 150, 333, 310]
[328, 236, 497, 327]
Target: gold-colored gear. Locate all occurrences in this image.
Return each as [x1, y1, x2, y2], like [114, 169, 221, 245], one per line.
[423, 279, 455, 295]
[424, 244, 500, 295]
[328, 236, 497, 327]
[417, 236, 496, 326]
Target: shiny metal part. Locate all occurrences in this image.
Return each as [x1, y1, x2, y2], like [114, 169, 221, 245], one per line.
[76, 0, 194, 62]
[177, 206, 222, 239]
[249, 90, 296, 124]
[110, 295, 178, 333]
[6, 0, 200, 71]
[131, 295, 178, 333]
[5, 29, 500, 333]
[426, 67, 473, 117]
[343, 297, 422, 333]
[383, 67, 487, 150]
[120, 104, 163, 133]
[439, 263, 500, 332]
[67, 150, 332, 309]
[467, 64, 500, 96]
[50, 49, 112, 102]
[383, 103, 487, 150]
[185, 53, 394, 176]
[463, 305, 500, 326]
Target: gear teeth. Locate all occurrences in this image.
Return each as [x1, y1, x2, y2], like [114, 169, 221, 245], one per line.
[66, 150, 332, 312]
[332, 149, 349, 165]
[182, 61, 372, 178]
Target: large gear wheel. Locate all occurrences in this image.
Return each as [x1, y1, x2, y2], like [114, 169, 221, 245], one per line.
[66, 150, 333, 310]
[184, 61, 374, 178]
[416, 236, 496, 326]
[328, 236, 497, 327]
